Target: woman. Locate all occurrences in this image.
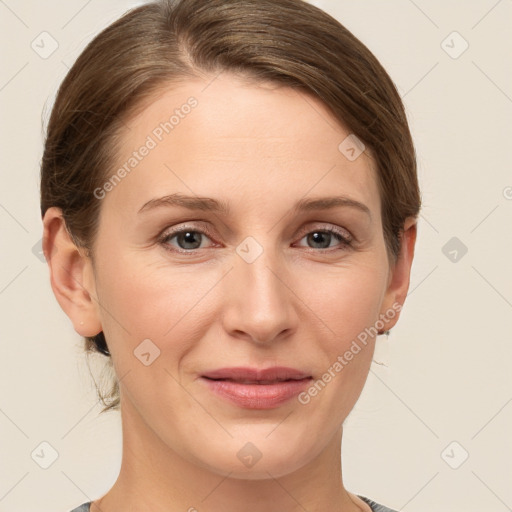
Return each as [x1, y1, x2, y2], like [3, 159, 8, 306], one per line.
[40, 0, 420, 510]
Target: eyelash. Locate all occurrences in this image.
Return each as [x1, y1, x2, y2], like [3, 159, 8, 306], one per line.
[158, 223, 354, 255]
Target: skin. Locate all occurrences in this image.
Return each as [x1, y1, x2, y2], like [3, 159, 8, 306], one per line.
[43, 73, 416, 512]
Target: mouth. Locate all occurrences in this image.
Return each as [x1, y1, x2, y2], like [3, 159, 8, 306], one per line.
[199, 367, 312, 409]
[201, 366, 312, 382]
[203, 377, 310, 385]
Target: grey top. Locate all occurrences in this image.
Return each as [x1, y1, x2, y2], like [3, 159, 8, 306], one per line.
[69, 495, 398, 511]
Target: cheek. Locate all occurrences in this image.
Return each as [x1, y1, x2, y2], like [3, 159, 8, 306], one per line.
[93, 251, 221, 365]
[300, 263, 386, 397]
[303, 262, 387, 343]
[277, 264, 386, 440]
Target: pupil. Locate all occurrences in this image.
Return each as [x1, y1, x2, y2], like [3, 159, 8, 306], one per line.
[179, 231, 201, 249]
[309, 232, 330, 249]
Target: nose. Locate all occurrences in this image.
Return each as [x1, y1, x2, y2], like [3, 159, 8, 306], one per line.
[220, 241, 298, 346]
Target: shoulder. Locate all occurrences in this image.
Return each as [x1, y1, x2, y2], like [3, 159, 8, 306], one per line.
[358, 494, 399, 512]
[68, 502, 91, 512]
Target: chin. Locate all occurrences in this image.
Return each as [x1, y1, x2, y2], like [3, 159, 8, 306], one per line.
[192, 437, 312, 480]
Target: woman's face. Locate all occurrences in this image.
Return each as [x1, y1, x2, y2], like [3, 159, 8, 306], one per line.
[72, 73, 414, 478]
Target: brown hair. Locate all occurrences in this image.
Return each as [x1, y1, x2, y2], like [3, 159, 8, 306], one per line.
[40, 0, 421, 413]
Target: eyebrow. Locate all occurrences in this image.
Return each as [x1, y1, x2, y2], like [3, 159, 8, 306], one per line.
[138, 192, 371, 219]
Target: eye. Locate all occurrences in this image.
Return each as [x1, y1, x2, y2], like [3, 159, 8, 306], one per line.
[159, 225, 216, 252]
[295, 226, 353, 251]
[158, 223, 353, 254]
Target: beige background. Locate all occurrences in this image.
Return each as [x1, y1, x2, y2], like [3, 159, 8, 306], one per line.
[1, 1, 511, 511]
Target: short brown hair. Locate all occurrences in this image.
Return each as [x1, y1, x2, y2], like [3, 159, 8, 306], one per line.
[40, 0, 421, 412]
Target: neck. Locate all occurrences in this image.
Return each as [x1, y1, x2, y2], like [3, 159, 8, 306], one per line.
[91, 397, 370, 512]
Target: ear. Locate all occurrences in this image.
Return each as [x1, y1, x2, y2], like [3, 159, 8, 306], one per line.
[42, 207, 102, 337]
[378, 216, 418, 331]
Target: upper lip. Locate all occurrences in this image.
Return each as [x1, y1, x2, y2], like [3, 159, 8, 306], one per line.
[201, 366, 311, 382]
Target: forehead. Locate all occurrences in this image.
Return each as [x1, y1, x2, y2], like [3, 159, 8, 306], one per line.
[105, 73, 380, 218]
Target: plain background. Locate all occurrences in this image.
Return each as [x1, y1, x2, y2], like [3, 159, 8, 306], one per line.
[1, 1, 511, 511]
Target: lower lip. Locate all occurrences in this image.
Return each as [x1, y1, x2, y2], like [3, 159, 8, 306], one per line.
[201, 377, 312, 409]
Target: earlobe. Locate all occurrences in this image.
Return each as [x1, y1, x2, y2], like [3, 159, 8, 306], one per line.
[42, 207, 102, 337]
[379, 217, 418, 330]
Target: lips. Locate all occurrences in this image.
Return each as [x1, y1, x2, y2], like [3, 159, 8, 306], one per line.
[201, 366, 311, 382]
[200, 366, 312, 409]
